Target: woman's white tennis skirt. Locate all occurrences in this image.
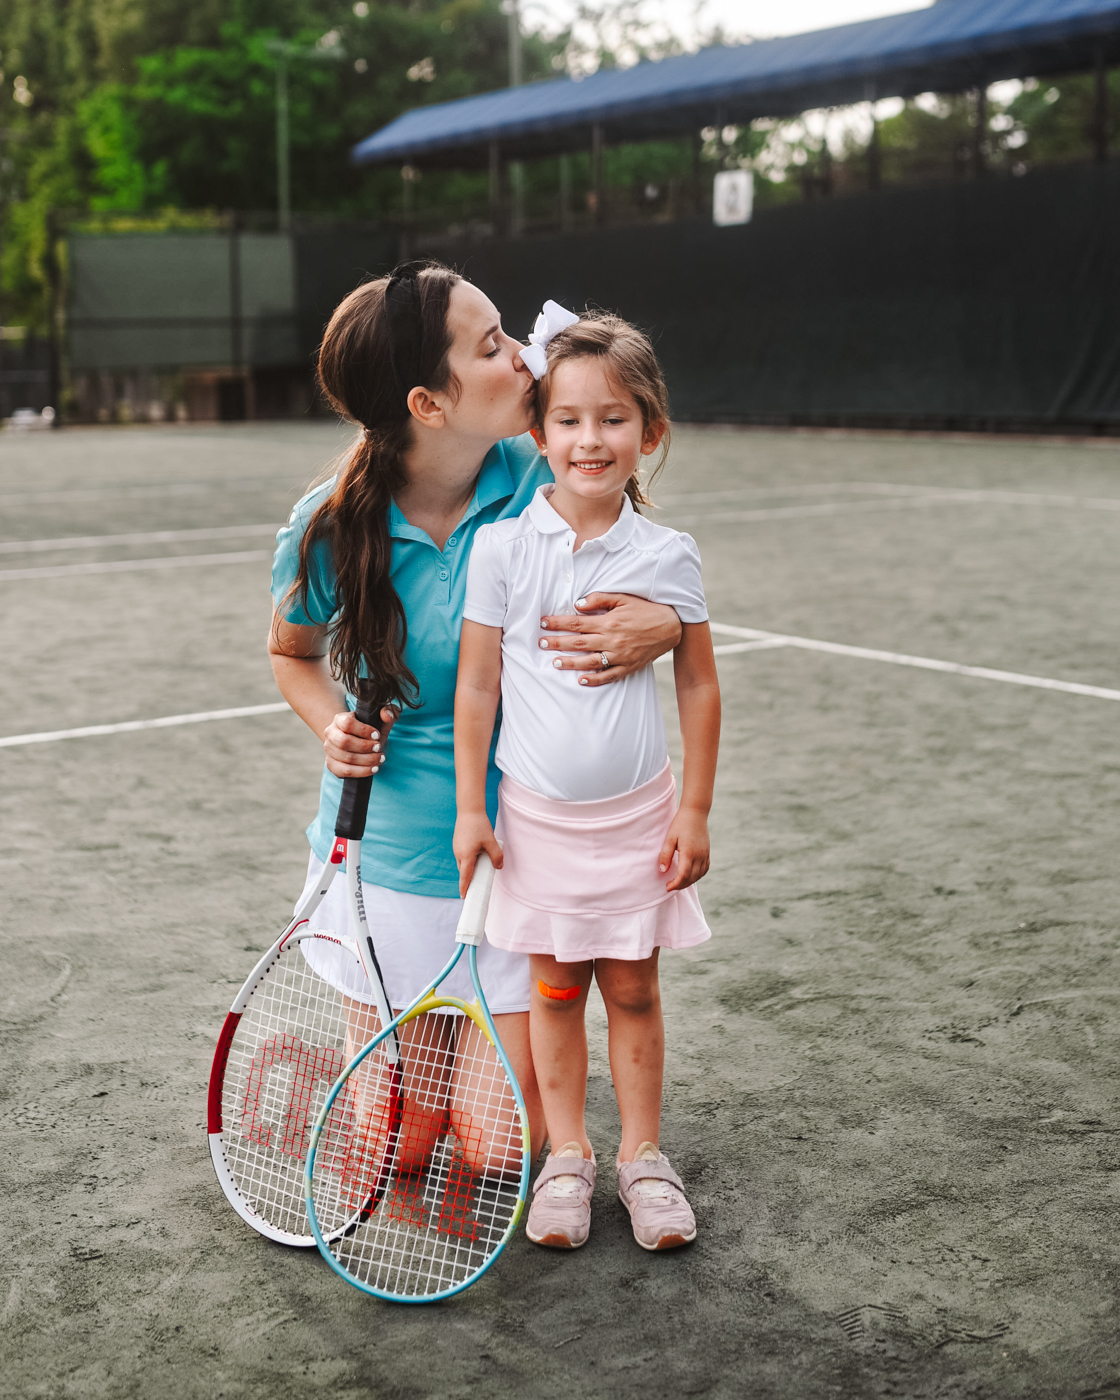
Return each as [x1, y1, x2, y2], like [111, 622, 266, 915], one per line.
[295, 851, 532, 1015]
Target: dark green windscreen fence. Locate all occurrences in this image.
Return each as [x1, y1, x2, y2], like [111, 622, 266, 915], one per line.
[67, 162, 1120, 428]
[430, 160, 1120, 430]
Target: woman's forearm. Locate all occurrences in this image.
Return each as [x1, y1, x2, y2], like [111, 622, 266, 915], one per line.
[268, 613, 387, 778]
[270, 650, 346, 743]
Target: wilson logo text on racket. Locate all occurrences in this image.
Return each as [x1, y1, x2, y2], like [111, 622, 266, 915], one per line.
[240, 1034, 351, 1160]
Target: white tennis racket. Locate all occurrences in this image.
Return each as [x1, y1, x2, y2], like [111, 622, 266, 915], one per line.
[207, 690, 401, 1245]
[303, 851, 531, 1302]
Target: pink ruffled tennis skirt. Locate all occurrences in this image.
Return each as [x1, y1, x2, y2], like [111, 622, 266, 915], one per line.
[486, 761, 711, 962]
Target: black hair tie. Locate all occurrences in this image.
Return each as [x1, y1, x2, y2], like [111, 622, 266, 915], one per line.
[384, 260, 430, 401]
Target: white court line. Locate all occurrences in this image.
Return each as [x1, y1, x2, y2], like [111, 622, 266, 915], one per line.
[665, 491, 1120, 526]
[5, 627, 1116, 751]
[0, 550, 271, 581]
[0, 523, 279, 555]
[707, 623, 1120, 703]
[0, 702, 292, 748]
[668, 498, 944, 525]
[658, 482, 1120, 511]
[0, 474, 306, 506]
[656, 638, 788, 663]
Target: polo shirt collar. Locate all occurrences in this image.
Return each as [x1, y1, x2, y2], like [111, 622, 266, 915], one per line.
[528, 484, 638, 551]
[388, 441, 517, 541]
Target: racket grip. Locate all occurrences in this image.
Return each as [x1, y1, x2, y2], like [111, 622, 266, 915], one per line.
[456, 850, 497, 946]
[334, 687, 382, 841]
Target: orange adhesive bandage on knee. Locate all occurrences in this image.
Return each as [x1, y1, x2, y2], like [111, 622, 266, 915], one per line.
[537, 979, 581, 1002]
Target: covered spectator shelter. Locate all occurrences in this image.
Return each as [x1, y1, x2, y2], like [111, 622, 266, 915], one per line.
[353, 0, 1120, 179]
[346, 0, 1120, 432]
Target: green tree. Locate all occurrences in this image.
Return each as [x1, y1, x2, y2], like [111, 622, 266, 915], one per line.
[0, 0, 558, 330]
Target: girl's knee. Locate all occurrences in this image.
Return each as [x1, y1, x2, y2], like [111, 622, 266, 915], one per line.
[596, 960, 661, 1017]
[530, 956, 591, 1008]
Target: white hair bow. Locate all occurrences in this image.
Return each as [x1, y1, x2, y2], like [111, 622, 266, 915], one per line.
[520, 299, 579, 379]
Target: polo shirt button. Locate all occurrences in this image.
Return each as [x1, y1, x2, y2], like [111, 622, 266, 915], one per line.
[447, 536, 457, 547]
[439, 570, 449, 581]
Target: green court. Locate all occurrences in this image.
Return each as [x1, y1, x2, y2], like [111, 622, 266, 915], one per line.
[1, 421, 1118, 1398]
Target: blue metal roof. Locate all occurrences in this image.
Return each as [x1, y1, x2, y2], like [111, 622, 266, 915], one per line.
[353, 0, 1120, 168]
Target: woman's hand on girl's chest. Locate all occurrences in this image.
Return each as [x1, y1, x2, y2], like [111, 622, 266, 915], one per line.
[538, 593, 682, 686]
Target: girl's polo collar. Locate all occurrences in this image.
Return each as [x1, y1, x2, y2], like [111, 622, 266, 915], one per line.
[528, 484, 637, 551]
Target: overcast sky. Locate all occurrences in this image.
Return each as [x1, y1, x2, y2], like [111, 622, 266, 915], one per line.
[535, 0, 935, 46]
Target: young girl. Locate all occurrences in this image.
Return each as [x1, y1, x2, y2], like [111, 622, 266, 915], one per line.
[453, 311, 720, 1251]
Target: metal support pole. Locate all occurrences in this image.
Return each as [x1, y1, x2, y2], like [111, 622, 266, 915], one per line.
[276, 58, 291, 231]
[506, 2, 523, 235]
[591, 122, 604, 226]
[973, 85, 987, 178]
[45, 207, 62, 421]
[228, 213, 243, 371]
[1094, 44, 1109, 163]
[867, 117, 881, 189]
[559, 153, 573, 233]
[507, 1, 523, 88]
[489, 141, 503, 234]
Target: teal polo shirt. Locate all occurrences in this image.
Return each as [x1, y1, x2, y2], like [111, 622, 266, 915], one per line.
[271, 433, 551, 899]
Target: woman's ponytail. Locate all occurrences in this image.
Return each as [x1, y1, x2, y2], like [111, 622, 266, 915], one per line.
[280, 265, 460, 707]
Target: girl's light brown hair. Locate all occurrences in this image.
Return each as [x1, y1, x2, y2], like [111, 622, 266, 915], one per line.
[536, 312, 671, 510]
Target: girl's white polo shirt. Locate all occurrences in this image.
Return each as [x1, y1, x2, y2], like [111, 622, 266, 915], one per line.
[463, 485, 708, 802]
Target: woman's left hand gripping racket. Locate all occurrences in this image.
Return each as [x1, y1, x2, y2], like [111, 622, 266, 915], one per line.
[304, 851, 531, 1302]
[207, 687, 402, 1245]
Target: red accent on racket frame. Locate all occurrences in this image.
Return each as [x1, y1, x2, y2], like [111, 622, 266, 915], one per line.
[207, 1013, 241, 1133]
[334, 1066, 403, 1222]
[330, 838, 346, 865]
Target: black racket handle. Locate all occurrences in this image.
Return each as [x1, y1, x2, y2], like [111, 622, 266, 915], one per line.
[334, 686, 383, 841]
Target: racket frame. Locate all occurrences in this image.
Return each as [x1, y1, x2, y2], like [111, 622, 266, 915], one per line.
[207, 834, 400, 1254]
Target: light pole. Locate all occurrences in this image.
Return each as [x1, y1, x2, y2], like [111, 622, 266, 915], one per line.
[266, 35, 344, 232]
[502, 1, 524, 234]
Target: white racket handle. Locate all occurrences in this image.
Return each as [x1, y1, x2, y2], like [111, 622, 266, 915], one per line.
[456, 849, 497, 946]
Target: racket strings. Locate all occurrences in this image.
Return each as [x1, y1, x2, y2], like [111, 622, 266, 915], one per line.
[221, 937, 366, 1238]
[312, 1007, 527, 1296]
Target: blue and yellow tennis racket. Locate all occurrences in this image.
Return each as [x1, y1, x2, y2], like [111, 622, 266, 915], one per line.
[303, 852, 531, 1302]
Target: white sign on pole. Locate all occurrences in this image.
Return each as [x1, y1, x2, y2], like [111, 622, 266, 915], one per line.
[713, 169, 754, 227]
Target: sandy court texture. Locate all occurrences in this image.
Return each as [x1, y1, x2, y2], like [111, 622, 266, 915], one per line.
[1, 421, 1119, 1399]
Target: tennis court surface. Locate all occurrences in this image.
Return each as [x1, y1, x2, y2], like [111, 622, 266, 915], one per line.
[2, 421, 1118, 1399]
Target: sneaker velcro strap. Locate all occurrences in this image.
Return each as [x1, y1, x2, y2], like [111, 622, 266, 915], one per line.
[618, 1157, 683, 1194]
[533, 1156, 596, 1193]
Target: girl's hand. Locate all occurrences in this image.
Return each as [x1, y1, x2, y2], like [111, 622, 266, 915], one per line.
[658, 807, 710, 892]
[454, 813, 504, 897]
[538, 594, 681, 687]
[323, 705, 398, 779]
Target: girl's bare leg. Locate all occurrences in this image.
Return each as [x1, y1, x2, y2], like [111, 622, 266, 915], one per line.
[592, 952, 663, 1161]
[527, 955, 595, 1158]
[448, 1011, 545, 1177]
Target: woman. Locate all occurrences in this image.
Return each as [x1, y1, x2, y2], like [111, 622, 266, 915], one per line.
[268, 261, 682, 1172]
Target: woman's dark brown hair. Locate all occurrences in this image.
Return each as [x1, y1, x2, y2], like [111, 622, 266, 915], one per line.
[279, 262, 461, 707]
